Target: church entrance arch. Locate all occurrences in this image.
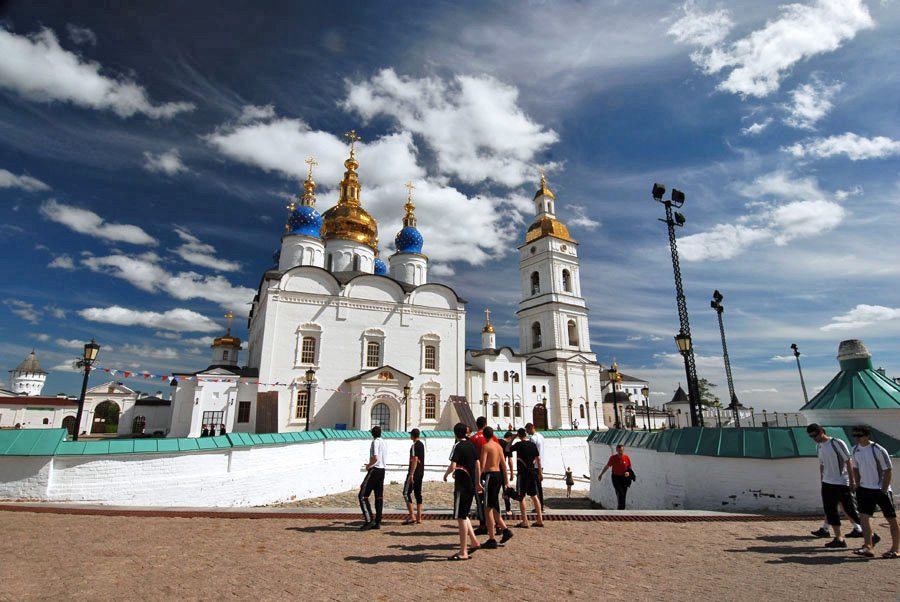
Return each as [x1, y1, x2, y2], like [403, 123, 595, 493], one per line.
[62, 415, 76, 437]
[371, 402, 391, 432]
[532, 404, 547, 431]
[91, 401, 120, 434]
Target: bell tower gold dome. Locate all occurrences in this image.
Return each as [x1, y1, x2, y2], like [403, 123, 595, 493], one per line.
[320, 131, 378, 250]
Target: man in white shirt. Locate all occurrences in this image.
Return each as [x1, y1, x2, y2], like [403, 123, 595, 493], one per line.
[851, 424, 899, 558]
[526, 423, 546, 509]
[806, 423, 861, 548]
[359, 426, 387, 530]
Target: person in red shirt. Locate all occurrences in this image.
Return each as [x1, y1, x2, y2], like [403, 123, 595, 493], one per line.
[598, 444, 633, 510]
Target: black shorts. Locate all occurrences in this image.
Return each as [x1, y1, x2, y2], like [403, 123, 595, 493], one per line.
[483, 471, 503, 512]
[857, 487, 897, 518]
[516, 468, 538, 500]
[453, 479, 475, 519]
[403, 468, 424, 505]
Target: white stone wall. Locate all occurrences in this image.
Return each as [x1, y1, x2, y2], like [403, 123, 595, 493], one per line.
[589, 439, 900, 513]
[0, 436, 590, 507]
[0, 406, 76, 429]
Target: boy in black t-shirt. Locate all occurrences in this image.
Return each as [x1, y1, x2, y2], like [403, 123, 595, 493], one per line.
[443, 422, 481, 560]
[506, 428, 544, 528]
[402, 428, 426, 525]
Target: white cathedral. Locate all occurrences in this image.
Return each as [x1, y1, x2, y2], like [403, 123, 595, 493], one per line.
[169, 140, 608, 436]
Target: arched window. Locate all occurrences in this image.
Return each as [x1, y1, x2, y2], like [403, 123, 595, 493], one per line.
[567, 319, 579, 346]
[503, 402, 510, 417]
[514, 403, 521, 417]
[301, 337, 316, 364]
[562, 269, 571, 292]
[425, 394, 436, 420]
[503, 371, 509, 382]
[531, 272, 540, 295]
[371, 402, 390, 431]
[366, 341, 381, 368]
[42, 417, 49, 425]
[223, 350, 229, 361]
[580, 404, 585, 419]
[548, 201, 554, 214]
[532, 322, 542, 348]
[295, 390, 309, 419]
[132, 415, 146, 433]
[327, 254, 333, 271]
[513, 373, 519, 383]
[492, 402, 499, 417]
[531, 385, 536, 393]
[492, 372, 498, 382]
[352, 255, 360, 271]
[424, 345, 436, 370]
[541, 385, 546, 393]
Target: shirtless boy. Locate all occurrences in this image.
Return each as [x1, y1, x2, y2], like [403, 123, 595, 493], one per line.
[479, 426, 514, 547]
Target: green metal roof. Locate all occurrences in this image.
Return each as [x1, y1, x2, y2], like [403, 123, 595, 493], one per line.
[0, 428, 67, 456]
[801, 357, 900, 411]
[589, 427, 900, 459]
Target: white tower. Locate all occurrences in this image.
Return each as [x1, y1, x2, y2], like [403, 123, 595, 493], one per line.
[279, 156, 325, 271]
[9, 351, 48, 396]
[211, 312, 242, 368]
[389, 181, 427, 286]
[481, 309, 496, 350]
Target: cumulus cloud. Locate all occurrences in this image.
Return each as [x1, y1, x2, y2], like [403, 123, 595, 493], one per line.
[48, 254, 76, 269]
[343, 69, 559, 187]
[78, 306, 222, 332]
[50, 362, 81, 373]
[44, 305, 67, 319]
[567, 205, 600, 229]
[32, 333, 51, 342]
[65, 24, 97, 46]
[769, 355, 797, 362]
[669, 0, 874, 97]
[0, 27, 194, 118]
[785, 132, 900, 160]
[119, 344, 179, 359]
[39, 199, 157, 245]
[143, 149, 188, 175]
[821, 304, 900, 331]
[783, 76, 843, 129]
[4, 299, 41, 324]
[57, 338, 113, 352]
[238, 104, 276, 122]
[171, 227, 241, 271]
[741, 118, 772, 136]
[0, 168, 50, 191]
[430, 263, 455, 277]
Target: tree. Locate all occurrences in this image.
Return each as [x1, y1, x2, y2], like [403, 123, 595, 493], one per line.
[697, 378, 720, 407]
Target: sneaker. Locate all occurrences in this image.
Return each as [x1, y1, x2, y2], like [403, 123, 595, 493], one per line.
[500, 528, 514, 544]
[481, 539, 499, 549]
[370, 522, 381, 530]
[473, 526, 488, 535]
[847, 529, 864, 538]
[824, 538, 847, 548]
[359, 521, 372, 531]
[810, 528, 831, 538]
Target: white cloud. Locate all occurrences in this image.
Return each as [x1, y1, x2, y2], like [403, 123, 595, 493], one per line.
[40, 199, 157, 245]
[119, 344, 179, 359]
[430, 263, 455, 277]
[48, 254, 76, 269]
[171, 226, 241, 271]
[56, 338, 113, 352]
[821, 304, 900, 331]
[670, 0, 874, 97]
[679, 224, 772, 261]
[342, 69, 559, 187]
[740, 388, 779, 393]
[143, 149, 188, 175]
[785, 132, 900, 160]
[743, 171, 824, 201]
[65, 24, 97, 46]
[4, 299, 40, 324]
[154, 331, 181, 339]
[768, 199, 844, 245]
[177, 336, 215, 347]
[78, 306, 222, 332]
[741, 118, 772, 136]
[834, 186, 862, 201]
[44, 306, 67, 319]
[50, 362, 81, 373]
[769, 355, 797, 362]
[568, 204, 600, 229]
[32, 333, 51, 342]
[653, 352, 723, 371]
[783, 76, 843, 129]
[0, 168, 50, 191]
[0, 27, 195, 118]
[238, 104, 276, 122]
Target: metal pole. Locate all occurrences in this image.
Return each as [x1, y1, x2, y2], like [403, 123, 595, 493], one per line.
[659, 194, 703, 427]
[611, 381, 620, 430]
[594, 402, 599, 429]
[791, 344, 809, 404]
[510, 371, 516, 429]
[73, 366, 91, 441]
[305, 382, 312, 431]
[712, 291, 740, 427]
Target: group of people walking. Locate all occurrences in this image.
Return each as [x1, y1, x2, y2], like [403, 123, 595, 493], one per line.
[356, 418, 549, 560]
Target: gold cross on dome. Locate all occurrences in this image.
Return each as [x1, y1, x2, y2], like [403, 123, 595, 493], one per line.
[304, 156, 318, 179]
[538, 166, 547, 184]
[405, 181, 416, 201]
[224, 310, 234, 333]
[286, 200, 296, 212]
[484, 308, 491, 324]
[344, 129, 361, 152]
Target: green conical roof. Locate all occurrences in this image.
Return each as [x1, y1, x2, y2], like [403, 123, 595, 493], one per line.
[800, 340, 900, 411]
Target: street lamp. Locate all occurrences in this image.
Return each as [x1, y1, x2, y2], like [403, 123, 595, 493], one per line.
[568, 399, 573, 429]
[713, 401, 722, 427]
[304, 367, 316, 432]
[607, 364, 622, 430]
[674, 331, 703, 427]
[482, 391, 489, 421]
[509, 370, 518, 428]
[593, 400, 599, 429]
[762, 409, 768, 428]
[403, 382, 411, 431]
[711, 290, 740, 427]
[750, 407, 755, 427]
[641, 386, 650, 431]
[73, 338, 100, 441]
[654, 184, 702, 427]
[790, 343, 809, 404]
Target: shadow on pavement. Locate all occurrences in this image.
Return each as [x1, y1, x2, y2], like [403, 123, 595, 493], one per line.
[387, 542, 458, 552]
[344, 553, 444, 564]
[383, 530, 451, 538]
[767, 555, 867, 565]
[740, 535, 817, 543]
[286, 522, 361, 533]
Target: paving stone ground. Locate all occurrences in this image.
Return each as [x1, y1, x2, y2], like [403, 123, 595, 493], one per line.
[2, 509, 899, 601]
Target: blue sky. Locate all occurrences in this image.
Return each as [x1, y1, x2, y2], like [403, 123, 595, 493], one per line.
[1, 0, 899, 411]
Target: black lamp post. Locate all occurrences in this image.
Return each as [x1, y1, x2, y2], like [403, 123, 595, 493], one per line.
[568, 399, 573, 429]
[73, 338, 100, 441]
[593, 401, 599, 429]
[641, 386, 651, 431]
[714, 401, 722, 427]
[304, 367, 315, 432]
[654, 184, 702, 427]
[509, 370, 517, 428]
[607, 364, 621, 430]
[482, 391, 489, 421]
[403, 382, 411, 431]
[674, 331, 703, 427]
[790, 343, 809, 404]
[711, 290, 740, 427]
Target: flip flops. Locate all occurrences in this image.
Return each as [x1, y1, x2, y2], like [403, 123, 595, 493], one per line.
[448, 553, 469, 561]
[401, 519, 416, 525]
[882, 551, 900, 559]
[853, 549, 875, 558]
[515, 522, 530, 528]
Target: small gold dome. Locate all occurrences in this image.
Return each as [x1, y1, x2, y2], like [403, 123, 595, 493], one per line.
[482, 323, 495, 333]
[525, 216, 575, 243]
[212, 333, 242, 348]
[533, 172, 556, 200]
[320, 204, 378, 248]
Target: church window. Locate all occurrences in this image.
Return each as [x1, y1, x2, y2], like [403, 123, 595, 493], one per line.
[425, 394, 436, 420]
[223, 350, 229, 361]
[503, 402, 510, 417]
[327, 254, 333, 271]
[580, 404, 585, 419]
[371, 403, 390, 431]
[492, 402, 499, 417]
[532, 322, 542, 348]
[503, 371, 509, 382]
[542, 385, 546, 393]
[132, 415, 146, 433]
[352, 255, 360, 271]
[301, 337, 316, 364]
[530, 272, 540, 295]
[295, 390, 309, 419]
[562, 269, 571, 292]
[424, 345, 436, 370]
[492, 372, 498, 382]
[531, 385, 536, 393]
[237, 401, 251, 423]
[514, 403, 521, 417]
[513, 373, 519, 383]
[548, 201, 554, 214]
[567, 320, 579, 346]
[42, 417, 49, 425]
[366, 341, 381, 368]
[202, 411, 224, 430]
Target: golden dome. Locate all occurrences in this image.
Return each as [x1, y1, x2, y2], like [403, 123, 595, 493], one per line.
[213, 312, 242, 348]
[482, 308, 495, 333]
[533, 172, 556, 200]
[525, 216, 575, 243]
[320, 137, 378, 250]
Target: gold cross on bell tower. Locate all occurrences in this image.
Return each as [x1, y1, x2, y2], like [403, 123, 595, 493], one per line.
[224, 310, 234, 335]
[485, 308, 491, 324]
[404, 181, 416, 202]
[304, 156, 318, 179]
[344, 129, 361, 153]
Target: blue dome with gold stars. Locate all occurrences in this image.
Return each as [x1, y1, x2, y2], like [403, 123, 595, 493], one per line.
[288, 206, 323, 238]
[395, 226, 423, 254]
[374, 256, 387, 275]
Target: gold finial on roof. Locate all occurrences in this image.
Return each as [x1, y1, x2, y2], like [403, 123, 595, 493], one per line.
[304, 156, 318, 180]
[534, 166, 556, 201]
[402, 181, 417, 228]
[482, 308, 495, 333]
[224, 310, 234, 335]
[344, 129, 361, 155]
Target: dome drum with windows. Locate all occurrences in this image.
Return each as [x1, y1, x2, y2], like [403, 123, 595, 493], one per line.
[320, 132, 378, 250]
